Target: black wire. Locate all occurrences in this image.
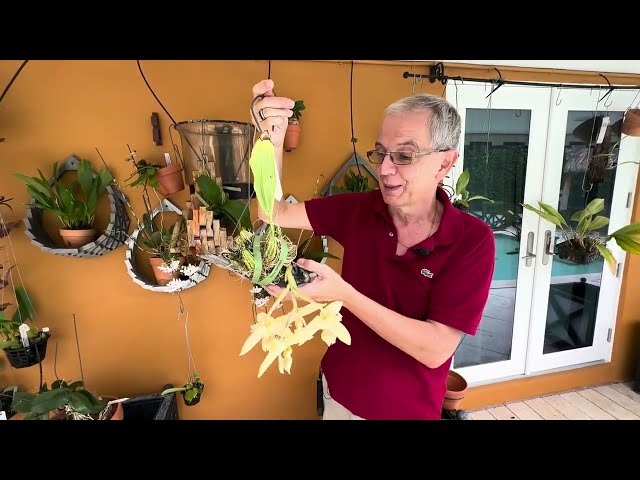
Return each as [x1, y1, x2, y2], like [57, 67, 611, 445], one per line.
[0, 60, 28, 106]
[350, 61, 362, 177]
[137, 60, 178, 125]
[268, 60, 271, 80]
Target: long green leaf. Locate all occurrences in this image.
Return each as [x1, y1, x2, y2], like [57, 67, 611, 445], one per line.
[11, 286, 35, 324]
[613, 234, 640, 255]
[595, 244, 617, 276]
[249, 138, 277, 222]
[522, 203, 562, 227]
[77, 159, 94, 195]
[12, 389, 68, 415]
[221, 200, 252, 231]
[196, 175, 223, 208]
[588, 216, 610, 232]
[612, 223, 640, 237]
[539, 202, 568, 228]
[455, 170, 470, 194]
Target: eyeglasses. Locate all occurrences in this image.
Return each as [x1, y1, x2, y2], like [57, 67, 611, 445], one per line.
[366, 149, 448, 166]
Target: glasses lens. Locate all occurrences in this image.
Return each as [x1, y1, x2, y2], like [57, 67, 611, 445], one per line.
[367, 151, 385, 164]
[390, 152, 413, 165]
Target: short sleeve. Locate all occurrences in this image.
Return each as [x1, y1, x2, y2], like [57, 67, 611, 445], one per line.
[304, 192, 367, 245]
[428, 223, 496, 336]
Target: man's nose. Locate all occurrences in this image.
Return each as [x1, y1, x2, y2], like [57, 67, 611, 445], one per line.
[379, 153, 396, 176]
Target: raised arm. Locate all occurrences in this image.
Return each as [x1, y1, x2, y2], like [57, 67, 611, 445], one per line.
[251, 79, 313, 231]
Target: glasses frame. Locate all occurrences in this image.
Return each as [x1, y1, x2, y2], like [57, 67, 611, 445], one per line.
[365, 149, 449, 166]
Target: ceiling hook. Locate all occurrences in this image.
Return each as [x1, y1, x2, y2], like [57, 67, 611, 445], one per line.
[485, 67, 504, 98]
[598, 74, 614, 105]
[556, 86, 563, 106]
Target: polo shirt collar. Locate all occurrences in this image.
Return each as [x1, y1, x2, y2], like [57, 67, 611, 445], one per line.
[372, 185, 465, 250]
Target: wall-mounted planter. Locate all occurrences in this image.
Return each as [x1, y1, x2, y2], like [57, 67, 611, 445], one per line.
[124, 199, 210, 293]
[320, 153, 379, 197]
[23, 155, 130, 258]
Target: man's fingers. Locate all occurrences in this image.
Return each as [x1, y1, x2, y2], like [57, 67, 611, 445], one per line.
[252, 79, 275, 98]
[296, 258, 331, 276]
[259, 107, 293, 120]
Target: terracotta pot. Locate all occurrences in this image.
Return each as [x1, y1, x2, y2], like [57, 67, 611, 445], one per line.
[622, 109, 640, 137]
[442, 370, 468, 411]
[149, 256, 185, 286]
[156, 164, 185, 196]
[60, 228, 96, 248]
[284, 123, 302, 151]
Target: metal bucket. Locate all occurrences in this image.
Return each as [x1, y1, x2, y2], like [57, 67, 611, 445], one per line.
[173, 119, 256, 200]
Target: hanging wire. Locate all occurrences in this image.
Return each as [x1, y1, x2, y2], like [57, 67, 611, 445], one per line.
[0, 60, 28, 106]
[349, 61, 363, 178]
[177, 292, 198, 383]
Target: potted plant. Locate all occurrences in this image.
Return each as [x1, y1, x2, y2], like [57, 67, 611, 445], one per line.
[161, 371, 205, 407]
[0, 283, 51, 369]
[14, 159, 113, 248]
[442, 370, 468, 412]
[124, 148, 185, 197]
[443, 169, 493, 212]
[522, 197, 640, 273]
[331, 169, 375, 194]
[10, 379, 124, 420]
[194, 173, 252, 233]
[284, 100, 305, 152]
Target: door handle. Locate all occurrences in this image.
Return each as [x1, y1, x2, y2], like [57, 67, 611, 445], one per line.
[542, 230, 555, 265]
[522, 231, 536, 267]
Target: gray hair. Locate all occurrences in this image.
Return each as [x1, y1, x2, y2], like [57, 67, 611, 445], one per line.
[384, 94, 461, 151]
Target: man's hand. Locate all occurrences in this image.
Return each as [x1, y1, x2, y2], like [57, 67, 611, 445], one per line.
[251, 79, 295, 149]
[264, 259, 354, 304]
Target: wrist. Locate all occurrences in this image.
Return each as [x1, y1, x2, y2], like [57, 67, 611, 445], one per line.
[341, 282, 359, 309]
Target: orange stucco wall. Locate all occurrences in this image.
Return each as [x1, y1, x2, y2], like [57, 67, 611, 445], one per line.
[0, 60, 638, 419]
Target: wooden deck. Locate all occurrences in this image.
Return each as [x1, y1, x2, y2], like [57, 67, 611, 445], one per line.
[469, 382, 640, 420]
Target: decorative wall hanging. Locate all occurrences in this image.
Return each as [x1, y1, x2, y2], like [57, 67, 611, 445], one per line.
[124, 198, 210, 293]
[320, 153, 379, 197]
[19, 155, 130, 258]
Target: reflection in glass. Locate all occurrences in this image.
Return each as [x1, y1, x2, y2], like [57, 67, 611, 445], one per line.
[454, 109, 530, 368]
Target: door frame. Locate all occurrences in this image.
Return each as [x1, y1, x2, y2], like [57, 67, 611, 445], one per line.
[445, 81, 552, 384]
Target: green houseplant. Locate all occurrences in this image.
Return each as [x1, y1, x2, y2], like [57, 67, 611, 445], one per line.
[10, 379, 123, 420]
[284, 100, 305, 151]
[522, 197, 640, 274]
[0, 283, 50, 369]
[446, 169, 494, 211]
[161, 371, 205, 407]
[194, 173, 252, 233]
[14, 159, 113, 248]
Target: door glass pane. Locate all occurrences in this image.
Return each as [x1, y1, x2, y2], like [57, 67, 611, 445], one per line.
[453, 108, 531, 368]
[542, 111, 623, 354]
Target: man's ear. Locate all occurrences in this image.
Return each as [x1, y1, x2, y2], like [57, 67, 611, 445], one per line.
[436, 150, 459, 181]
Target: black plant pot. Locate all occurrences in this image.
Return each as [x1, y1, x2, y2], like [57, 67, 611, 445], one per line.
[3, 331, 51, 369]
[557, 240, 600, 265]
[182, 382, 204, 407]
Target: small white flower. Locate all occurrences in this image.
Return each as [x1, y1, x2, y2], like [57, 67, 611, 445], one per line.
[254, 297, 269, 308]
[166, 278, 192, 291]
[250, 286, 263, 294]
[158, 259, 181, 273]
[181, 264, 200, 277]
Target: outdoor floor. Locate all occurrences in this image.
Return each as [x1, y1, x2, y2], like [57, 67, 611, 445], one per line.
[469, 382, 640, 420]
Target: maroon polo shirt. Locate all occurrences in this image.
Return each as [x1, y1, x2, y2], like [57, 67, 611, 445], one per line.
[304, 186, 495, 420]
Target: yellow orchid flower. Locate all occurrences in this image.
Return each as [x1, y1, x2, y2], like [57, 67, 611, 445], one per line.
[305, 301, 351, 347]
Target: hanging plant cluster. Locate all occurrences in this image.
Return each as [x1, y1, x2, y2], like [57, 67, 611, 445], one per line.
[200, 105, 351, 378]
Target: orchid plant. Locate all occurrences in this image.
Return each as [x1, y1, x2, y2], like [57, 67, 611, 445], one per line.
[234, 132, 351, 378]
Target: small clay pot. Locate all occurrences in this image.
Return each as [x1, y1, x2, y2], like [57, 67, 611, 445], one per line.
[60, 228, 97, 248]
[622, 109, 640, 137]
[156, 164, 185, 196]
[284, 123, 302, 151]
[149, 256, 185, 286]
[443, 370, 468, 411]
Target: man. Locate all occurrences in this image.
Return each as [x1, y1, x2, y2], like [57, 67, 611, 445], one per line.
[251, 79, 495, 420]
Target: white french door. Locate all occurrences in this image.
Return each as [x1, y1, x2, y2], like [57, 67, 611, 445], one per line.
[446, 81, 640, 385]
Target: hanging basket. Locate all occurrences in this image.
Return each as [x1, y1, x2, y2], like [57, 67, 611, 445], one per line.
[3, 331, 51, 369]
[182, 383, 204, 407]
[24, 155, 130, 258]
[556, 240, 600, 265]
[124, 199, 210, 293]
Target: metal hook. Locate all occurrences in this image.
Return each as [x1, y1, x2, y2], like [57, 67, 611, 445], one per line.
[598, 74, 614, 105]
[485, 68, 504, 98]
[250, 94, 271, 140]
[556, 86, 563, 106]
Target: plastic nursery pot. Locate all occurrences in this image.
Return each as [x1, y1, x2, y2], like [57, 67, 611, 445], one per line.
[442, 370, 468, 411]
[156, 164, 185, 196]
[3, 331, 51, 369]
[182, 382, 204, 407]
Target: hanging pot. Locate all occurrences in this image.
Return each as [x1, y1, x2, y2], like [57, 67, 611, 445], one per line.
[156, 164, 185, 196]
[60, 228, 97, 248]
[3, 331, 51, 369]
[622, 109, 640, 137]
[556, 240, 600, 264]
[284, 123, 302, 151]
